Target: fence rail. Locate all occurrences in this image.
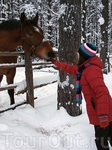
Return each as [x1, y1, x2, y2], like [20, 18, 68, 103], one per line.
[0, 62, 52, 68]
[0, 52, 24, 56]
[0, 51, 57, 113]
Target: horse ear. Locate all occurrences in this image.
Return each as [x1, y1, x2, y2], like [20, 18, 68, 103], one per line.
[32, 13, 38, 24]
[20, 12, 27, 24]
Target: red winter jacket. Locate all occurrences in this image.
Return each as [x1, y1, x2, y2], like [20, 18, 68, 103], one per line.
[54, 56, 112, 125]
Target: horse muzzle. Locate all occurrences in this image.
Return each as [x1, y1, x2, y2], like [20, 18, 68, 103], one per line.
[43, 51, 56, 61]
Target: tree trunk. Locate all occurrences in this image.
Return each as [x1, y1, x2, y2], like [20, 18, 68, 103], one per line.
[58, 0, 81, 116]
[100, 0, 109, 73]
[81, 0, 86, 43]
[47, 0, 52, 44]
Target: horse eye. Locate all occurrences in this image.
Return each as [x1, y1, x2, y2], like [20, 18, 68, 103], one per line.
[28, 32, 33, 36]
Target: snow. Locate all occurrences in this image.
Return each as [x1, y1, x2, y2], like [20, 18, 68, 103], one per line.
[98, 17, 105, 25]
[0, 66, 112, 150]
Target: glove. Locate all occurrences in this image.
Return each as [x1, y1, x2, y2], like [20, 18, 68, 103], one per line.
[98, 115, 109, 128]
[51, 57, 58, 64]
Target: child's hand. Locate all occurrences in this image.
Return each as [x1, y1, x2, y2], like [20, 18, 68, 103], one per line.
[51, 57, 58, 64]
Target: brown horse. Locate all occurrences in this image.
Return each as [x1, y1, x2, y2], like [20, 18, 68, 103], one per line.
[0, 12, 55, 105]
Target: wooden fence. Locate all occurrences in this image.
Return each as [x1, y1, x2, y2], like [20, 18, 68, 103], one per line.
[0, 51, 57, 113]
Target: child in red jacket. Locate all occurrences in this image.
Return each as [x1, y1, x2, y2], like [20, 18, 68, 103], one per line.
[52, 43, 112, 150]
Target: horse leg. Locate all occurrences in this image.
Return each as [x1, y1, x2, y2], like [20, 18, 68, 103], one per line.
[0, 75, 3, 86]
[6, 68, 16, 105]
[8, 89, 14, 105]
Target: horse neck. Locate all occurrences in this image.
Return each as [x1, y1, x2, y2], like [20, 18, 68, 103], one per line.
[12, 27, 22, 45]
[0, 27, 23, 52]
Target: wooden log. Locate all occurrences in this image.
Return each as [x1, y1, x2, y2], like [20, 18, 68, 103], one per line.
[0, 63, 25, 68]
[16, 80, 57, 95]
[0, 50, 58, 57]
[0, 101, 27, 113]
[25, 52, 34, 107]
[0, 62, 52, 68]
[0, 84, 17, 91]
[0, 52, 24, 56]
[0, 80, 57, 92]
[0, 97, 37, 114]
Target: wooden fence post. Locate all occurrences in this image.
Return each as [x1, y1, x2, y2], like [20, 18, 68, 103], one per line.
[25, 52, 34, 107]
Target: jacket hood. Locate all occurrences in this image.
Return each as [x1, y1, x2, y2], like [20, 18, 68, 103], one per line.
[80, 56, 103, 69]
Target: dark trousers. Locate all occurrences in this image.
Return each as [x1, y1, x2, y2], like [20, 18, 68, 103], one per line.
[94, 122, 112, 150]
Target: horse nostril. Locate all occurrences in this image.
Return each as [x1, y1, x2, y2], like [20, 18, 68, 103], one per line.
[48, 51, 55, 58]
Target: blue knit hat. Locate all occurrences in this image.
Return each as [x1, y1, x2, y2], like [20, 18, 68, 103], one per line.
[79, 43, 97, 58]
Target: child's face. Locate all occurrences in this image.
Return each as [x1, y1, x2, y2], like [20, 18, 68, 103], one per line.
[76, 52, 80, 65]
[77, 52, 80, 61]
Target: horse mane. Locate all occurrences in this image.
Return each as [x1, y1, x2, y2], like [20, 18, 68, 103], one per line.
[0, 19, 21, 30]
[0, 19, 38, 31]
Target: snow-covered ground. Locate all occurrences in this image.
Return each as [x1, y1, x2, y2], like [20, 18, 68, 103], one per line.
[0, 65, 112, 150]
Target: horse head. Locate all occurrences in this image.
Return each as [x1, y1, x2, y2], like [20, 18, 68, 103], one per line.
[20, 12, 56, 61]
